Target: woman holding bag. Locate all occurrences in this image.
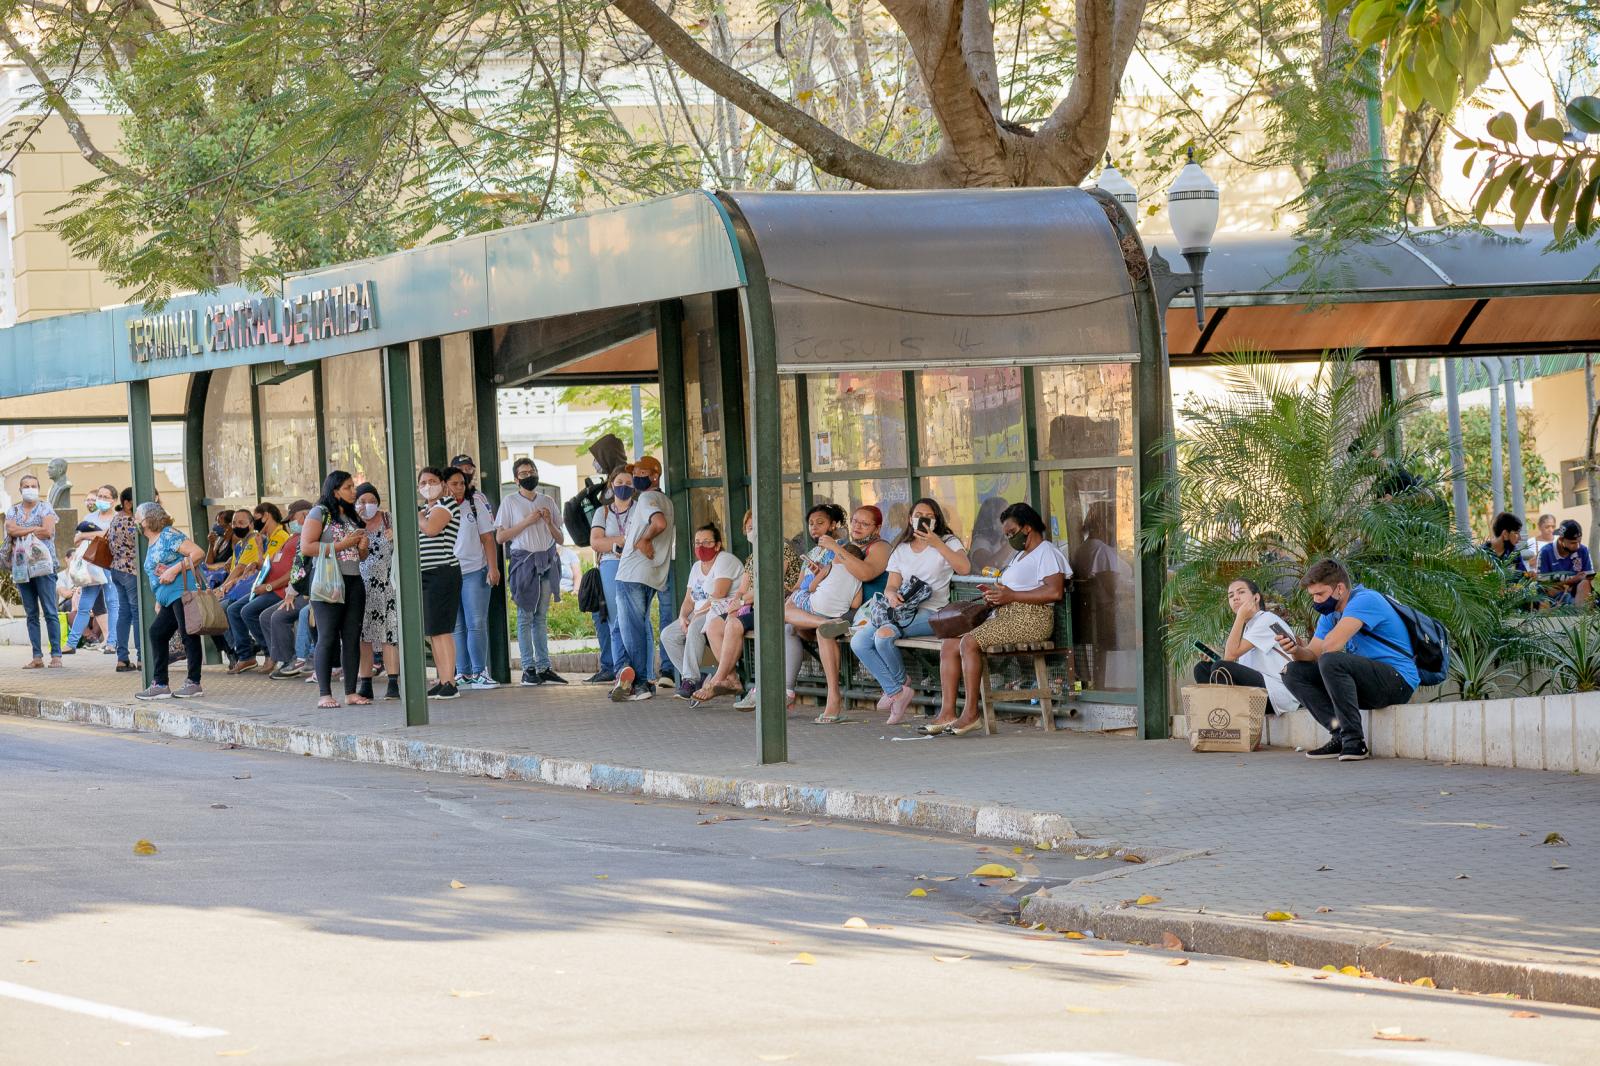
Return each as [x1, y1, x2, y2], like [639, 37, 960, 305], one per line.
[302, 471, 370, 708]
[63, 484, 117, 653]
[6, 473, 62, 668]
[355, 482, 400, 702]
[132, 501, 207, 700]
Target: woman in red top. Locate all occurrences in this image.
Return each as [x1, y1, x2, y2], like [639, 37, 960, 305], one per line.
[247, 503, 307, 676]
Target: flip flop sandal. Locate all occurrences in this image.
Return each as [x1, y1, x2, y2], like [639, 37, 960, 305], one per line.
[23, 659, 42, 669]
[317, 697, 340, 709]
[814, 711, 847, 724]
[347, 695, 373, 705]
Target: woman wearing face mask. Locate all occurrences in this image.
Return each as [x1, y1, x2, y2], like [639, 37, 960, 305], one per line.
[264, 501, 315, 679]
[693, 510, 806, 706]
[816, 505, 893, 612]
[302, 471, 370, 707]
[63, 484, 118, 654]
[132, 501, 208, 700]
[927, 502, 1070, 736]
[851, 498, 971, 725]
[417, 467, 463, 699]
[662, 523, 742, 699]
[587, 464, 636, 685]
[353, 483, 401, 701]
[106, 487, 143, 671]
[223, 503, 288, 673]
[7, 473, 63, 667]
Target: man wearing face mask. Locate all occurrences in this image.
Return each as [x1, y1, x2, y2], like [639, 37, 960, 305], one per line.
[496, 457, 567, 686]
[610, 455, 675, 702]
[1276, 559, 1418, 763]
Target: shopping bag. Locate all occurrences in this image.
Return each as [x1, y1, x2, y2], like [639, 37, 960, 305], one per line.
[179, 571, 228, 637]
[10, 533, 54, 583]
[68, 543, 107, 587]
[310, 543, 345, 604]
[1181, 673, 1267, 753]
[82, 534, 113, 570]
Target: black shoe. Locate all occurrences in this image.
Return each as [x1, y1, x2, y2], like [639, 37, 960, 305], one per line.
[1305, 739, 1343, 760]
[521, 669, 543, 687]
[429, 683, 460, 701]
[1338, 743, 1370, 762]
[585, 671, 615, 684]
[355, 677, 374, 701]
[539, 669, 568, 685]
[384, 678, 400, 700]
[115, 661, 135, 673]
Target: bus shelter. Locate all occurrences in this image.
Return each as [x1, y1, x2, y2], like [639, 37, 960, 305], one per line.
[0, 188, 1171, 763]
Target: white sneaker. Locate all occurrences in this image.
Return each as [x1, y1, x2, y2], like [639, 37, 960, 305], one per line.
[472, 673, 500, 690]
[733, 690, 756, 710]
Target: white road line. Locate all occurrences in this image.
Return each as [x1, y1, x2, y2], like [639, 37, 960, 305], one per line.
[0, 980, 227, 1039]
[1336, 1051, 1552, 1066]
[981, 1054, 1184, 1066]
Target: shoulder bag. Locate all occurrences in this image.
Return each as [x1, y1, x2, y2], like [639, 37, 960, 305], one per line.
[180, 569, 229, 637]
[928, 599, 994, 639]
[82, 532, 113, 570]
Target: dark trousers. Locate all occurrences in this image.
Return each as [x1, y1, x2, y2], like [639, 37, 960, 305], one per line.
[312, 575, 367, 697]
[1191, 659, 1282, 713]
[1282, 651, 1413, 748]
[149, 600, 202, 686]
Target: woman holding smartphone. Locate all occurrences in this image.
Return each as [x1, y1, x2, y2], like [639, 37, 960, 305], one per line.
[1192, 578, 1298, 714]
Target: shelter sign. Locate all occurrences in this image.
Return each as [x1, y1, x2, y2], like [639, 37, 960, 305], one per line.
[126, 281, 378, 364]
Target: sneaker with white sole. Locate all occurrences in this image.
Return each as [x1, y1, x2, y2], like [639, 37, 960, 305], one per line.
[1304, 739, 1343, 760]
[733, 690, 756, 710]
[624, 683, 655, 702]
[472, 673, 500, 690]
[172, 680, 203, 699]
[1338, 743, 1370, 762]
[610, 666, 636, 702]
[134, 683, 171, 700]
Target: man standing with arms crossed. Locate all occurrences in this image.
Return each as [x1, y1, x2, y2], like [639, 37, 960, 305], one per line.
[611, 456, 674, 702]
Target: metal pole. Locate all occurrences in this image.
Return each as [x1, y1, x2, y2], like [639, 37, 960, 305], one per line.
[1588, 354, 1600, 538]
[382, 344, 428, 726]
[1502, 358, 1525, 520]
[1443, 357, 1470, 535]
[472, 329, 510, 685]
[1487, 366, 1504, 520]
[630, 384, 645, 460]
[127, 380, 157, 690]
[418, 337, 448, 467]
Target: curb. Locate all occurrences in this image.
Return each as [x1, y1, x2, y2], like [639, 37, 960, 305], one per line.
[1024, 890, 1600, 1010]
[0, 692, 1079, 847]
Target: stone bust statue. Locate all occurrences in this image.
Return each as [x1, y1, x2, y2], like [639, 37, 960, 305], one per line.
[46, 458, 70, 510]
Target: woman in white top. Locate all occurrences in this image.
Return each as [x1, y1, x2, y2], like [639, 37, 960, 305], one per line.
[850, 497, 971, 725]
[662, 523, 742, 698]
[1192, 578, 1298, 714]
[783, 541, 866, 723]
[929, 502, 1069, 736]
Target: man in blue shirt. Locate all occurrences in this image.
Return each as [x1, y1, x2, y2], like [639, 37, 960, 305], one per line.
[1537, 519, 1593, 606]
[1276, 559, 1418, 762]
[1480, 512, 1527, 575]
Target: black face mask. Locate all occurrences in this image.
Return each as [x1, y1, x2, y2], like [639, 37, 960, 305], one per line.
[518, 475, 539, 491]
[232, 526, 251, 538]
[252, 518, 265, 532]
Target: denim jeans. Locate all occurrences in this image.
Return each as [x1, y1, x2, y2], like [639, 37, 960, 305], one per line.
[295, 600, 313, 660]
[18, 572, 61, 658]
[848, 608, 936, 697]
[592, 608, 616, 675]
[66, 582, 105, 647]
[656, 569, 676, 680]
[266, 595, 309, 666]
[614, 579, 659, 682]
[108, 570, 141, 662]
[598, 557, 624, 671]
[515, 585, 551, 673]
[241, 592, 282, 658]
[1283, 652, 1414, 748]
[453, 568, 491, 678]
[225, 593, 258, 659]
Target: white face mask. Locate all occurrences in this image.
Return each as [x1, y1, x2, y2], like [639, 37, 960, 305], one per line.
[357, 502, 379, 521]
[20, 487, 38, 503]
[419, 483, 441, 501]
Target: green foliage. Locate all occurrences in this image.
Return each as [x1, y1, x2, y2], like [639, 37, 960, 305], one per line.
[1538, 615, 1600, 693]
[1142, 351, 1510, 663]
[1443, 630, 1526, 701]
[1404, 402, 1557, 534]
[557, 385, 661, 457]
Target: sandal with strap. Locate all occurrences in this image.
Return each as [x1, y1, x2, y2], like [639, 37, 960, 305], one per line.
[691, 685, 720, 703]
[814, 709, 847, 724]
[317, 696, 340, 709]
[347, 695, 373, 706]
[23, 658, 42, 669]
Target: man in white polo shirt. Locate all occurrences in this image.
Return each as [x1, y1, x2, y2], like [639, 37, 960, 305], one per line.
[497, 457, 566, 687]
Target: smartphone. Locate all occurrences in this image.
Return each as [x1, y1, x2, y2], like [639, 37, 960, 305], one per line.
[918, 516, 933, 533]
[1193, 640, 1223, 662]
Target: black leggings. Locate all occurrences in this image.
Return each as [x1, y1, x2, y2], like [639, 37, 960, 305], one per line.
[150, 600, 202, 687]
[1192, 659, 1282, 713]
[313, 575, 367, 697]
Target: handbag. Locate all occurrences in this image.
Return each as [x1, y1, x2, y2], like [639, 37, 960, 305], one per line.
[83, 534, 113, 570]
[928, 598, 995, 638]
[179, 570, 229, 637]
[310, 542, 345, 604]
[1181, 671, 1267, 753]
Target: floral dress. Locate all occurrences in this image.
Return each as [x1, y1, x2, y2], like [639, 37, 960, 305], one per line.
[359, 516, 398, 645]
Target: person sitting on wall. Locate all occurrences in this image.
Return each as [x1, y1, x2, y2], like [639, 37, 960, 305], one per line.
[1276, 559, 1418, 763]
[782, 541, 866, 723]
[1480, 511, 1527, 576]
[1192, 578, 1300, 715]
[1537, 519, 1594, 607]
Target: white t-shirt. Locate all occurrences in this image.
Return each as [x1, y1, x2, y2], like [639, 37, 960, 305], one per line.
[806, 561, 862, 619]
[496, 491, 559, 554]
[452, 492, 497, 574]
[558, 545, 580, 594]
[887, 535, 966, 611]
[1234, 611, 1300, 713]
[1000, 540, 1072, 592]
[617, 490, 674, 590]
[1071, 537, 1131, 580]
[77, 509, 113, 584]
[686, 551, 742, 608]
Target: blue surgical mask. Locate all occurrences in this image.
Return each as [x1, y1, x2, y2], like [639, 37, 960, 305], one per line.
[613, 485, 634, 501]
[632, 475, 652, 492]
[95, 499, 113, 512]
[287, 521, 303, 535]
[1312, 595, 1340, 616]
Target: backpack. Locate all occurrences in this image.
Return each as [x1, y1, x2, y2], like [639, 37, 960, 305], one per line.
[563, 478, 608, 548]
[1364, 593, 1449, 688]
[577, 566, 607, 617]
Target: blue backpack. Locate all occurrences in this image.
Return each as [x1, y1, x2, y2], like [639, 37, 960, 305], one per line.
[1363, 594, 1449, 687]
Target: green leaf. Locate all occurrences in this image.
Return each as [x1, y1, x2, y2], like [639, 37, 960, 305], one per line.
[1530, 118, 1568, 144]
[1487, 111, 1518, 142]
[1574, 171, 1600, 237]
[1566, 96, 1600, 135]
[1551, 161, 1582, 237]
[1510, 175, 1539, 230]
[1474, 162, 1519, 221]
[1524, 99, 1547, 134]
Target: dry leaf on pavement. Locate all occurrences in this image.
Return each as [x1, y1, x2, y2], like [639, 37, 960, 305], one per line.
[1263, 911, 1296, 922]
[789, 953, 816, 966]
[1064, 931, 1088, 940]
[132, 840, 158, 856]
[1134, 895, 1161, 906]
[1373, 1028, 1425, 1042]
[1510, 1011, 1540, 1019]
[842, 917, 869, 930]
[1541, 832, 1568, 846]
[933, 954, 971, 963]
[970, 863, 1017, 878]
[1161, 931, 1184, 951]
[1083, 950, 1128, 957]
[1168, 958, 1190, 967]
[1551, 862, 1570, 870]
[907, 888, 928, 898]
[1412, 977, 1436, 988]
[449, 880, 466, 889]
[1010, 963, 1035, 971]
[1122, 854, 1146, 864]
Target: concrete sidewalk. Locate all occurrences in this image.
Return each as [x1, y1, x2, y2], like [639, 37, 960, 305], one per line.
[3, 646, 1597, 1004]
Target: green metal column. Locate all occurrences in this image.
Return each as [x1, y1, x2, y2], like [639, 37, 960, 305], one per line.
[312, 365, 329, 475]
[714, 290, 751, 558]
[1377, 358, 1402, 455]
[717, 195, 787, 765]
[472, 329, 510, 685]
[657, 300, 692, 610]
[902, 370, 921, 504]
[182, 372, 221, 666]
[418, 337, 448, 467]
[382, 343, 428, 726]
[127, 380, 157, 690]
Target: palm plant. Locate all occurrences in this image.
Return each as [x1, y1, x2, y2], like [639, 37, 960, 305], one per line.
[1539, 615, 1600, 694]
[1443, 632, 1526, 701]
[1142, 351, 1511, 665]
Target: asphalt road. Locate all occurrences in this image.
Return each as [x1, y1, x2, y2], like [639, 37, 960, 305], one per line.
[2, 716, 1596, 1065]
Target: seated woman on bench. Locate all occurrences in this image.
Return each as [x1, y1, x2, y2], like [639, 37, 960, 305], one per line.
[926, 502, 1069, 737]
[692, 510, 801, 707]
[783, 541, 866, 723]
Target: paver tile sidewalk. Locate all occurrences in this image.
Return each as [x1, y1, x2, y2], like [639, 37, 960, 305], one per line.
[4, 646, 1596, 975]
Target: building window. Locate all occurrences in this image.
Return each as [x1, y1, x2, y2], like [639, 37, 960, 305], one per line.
[1561, 458, 1592, 508]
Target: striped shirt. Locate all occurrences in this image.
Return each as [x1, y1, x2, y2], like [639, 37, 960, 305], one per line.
[419, 499, 461, 571]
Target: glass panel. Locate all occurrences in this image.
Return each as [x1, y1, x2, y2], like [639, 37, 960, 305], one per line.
[916, 367, 1026, 466]
[782, 481, 802, 542]
[918, 471, 1029, 571]
[322, 350, 391, 498]
[441, 333, 480, 472]
[808, 477, 911, 534]
[1035, 362, 1133, 460]
[257, 372, 317, 500]
[688, 487, 727, 542]
[202, 366, 257, 502]
[682, 294, 725, 480]
[1041, 466, 1137, 693]
[806, 371, 907, 473]
[410, 347, 426, 473]
[781, 376, 800, 474]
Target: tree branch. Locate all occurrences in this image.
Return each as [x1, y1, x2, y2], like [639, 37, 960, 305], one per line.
[0, 22, 137, 182]
[1035, 0, 1146, 182]
[611, 0, 931, 188]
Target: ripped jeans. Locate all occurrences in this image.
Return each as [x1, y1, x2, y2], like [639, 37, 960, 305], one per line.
[847, 607, 937, 697]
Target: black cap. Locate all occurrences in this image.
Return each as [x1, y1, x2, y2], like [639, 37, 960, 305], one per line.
[450, 454, 475, 468]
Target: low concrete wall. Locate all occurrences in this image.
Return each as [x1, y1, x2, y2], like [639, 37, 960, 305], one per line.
[1179, 691, 1600, 773]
